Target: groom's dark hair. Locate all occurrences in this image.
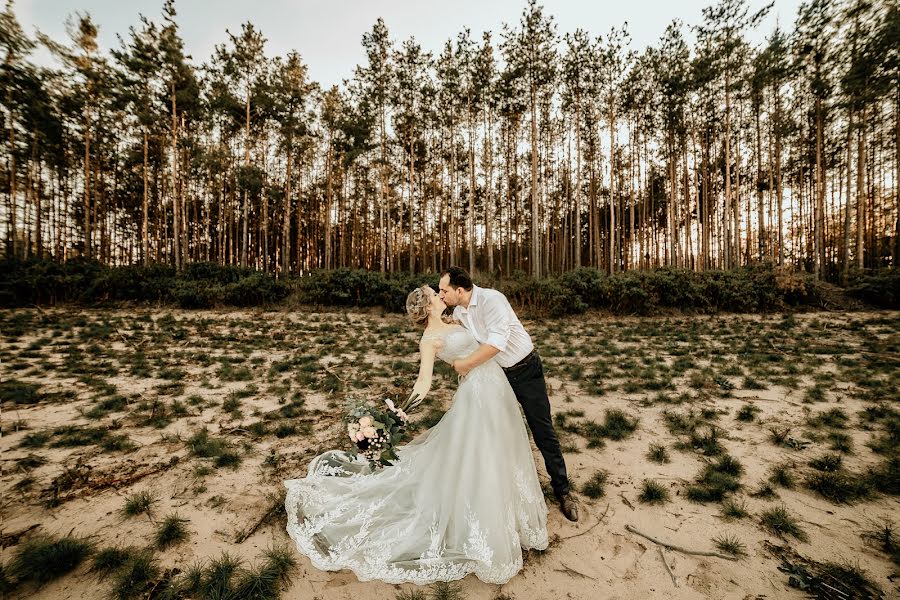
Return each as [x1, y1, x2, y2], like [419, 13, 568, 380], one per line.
[441, 266, 473, 291]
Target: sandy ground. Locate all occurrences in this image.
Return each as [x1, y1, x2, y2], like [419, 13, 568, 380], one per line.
[1, 307, 898, 599]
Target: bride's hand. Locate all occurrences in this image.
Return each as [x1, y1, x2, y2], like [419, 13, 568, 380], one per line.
[405, 391, 425, 412]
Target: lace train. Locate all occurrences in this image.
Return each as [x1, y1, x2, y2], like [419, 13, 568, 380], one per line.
[284, 326, 549, 585]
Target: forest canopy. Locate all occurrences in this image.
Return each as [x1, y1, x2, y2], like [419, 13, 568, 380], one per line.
[1, 0, 898, 284]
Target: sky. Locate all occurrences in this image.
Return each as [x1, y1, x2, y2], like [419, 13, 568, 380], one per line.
[16, 0, 803, 89]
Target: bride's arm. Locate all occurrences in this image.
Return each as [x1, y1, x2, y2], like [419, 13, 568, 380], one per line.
[408, 338, 439, 409]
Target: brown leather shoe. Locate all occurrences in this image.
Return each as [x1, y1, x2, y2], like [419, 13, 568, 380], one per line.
[557, 493, 579, 522]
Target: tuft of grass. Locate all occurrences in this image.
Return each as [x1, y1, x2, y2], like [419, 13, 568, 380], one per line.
[647, 443, 670, 464]
[768, 426, 791, 446]
[686, 458, 743, 503]
[91, 546, 136, 579]
[861, 519, 900, 566]
[712, 533, 747, 557]
[228, 544, 298, 600]
[155, 514, 190, 549]
[638, 479, 670, 504]
[170, 546, 299, 600]
[15, 454, 47, 471]
[736, 404, 760, 422]
[215, 451, 242, 469]
[808, 407, 848, 429]
[760, 505, 808, 542]
[395, 589, 427, 600]
[122, 491, 155, 517]
[187, 428, 227, 458]
[19, 431, 51, 448]
[867, 456, 900, 495]
[429, 581, 464, 600]
[769, 464, 796, 489]
[827, 432, 853, 453]
[713, 454, 744, 477]
[8, 534, 94, 585]
[189, 553, 241, 597]
[688, 426, 725, 456]
[581, 471, 608, 499]
[721, 499, 750, 520]
[809, 453, 843, 472]
[0, 379, 42, 404]
[110, 552, 159, 600]
[805, 471, 872, 504]
[598, 409, 639, 441]
[801, 382, 827, 403]
[750, 482, 779, 499]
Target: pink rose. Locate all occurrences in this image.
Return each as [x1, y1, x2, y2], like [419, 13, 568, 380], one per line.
[359, 416, 373, 428]
[362, 426, 377, 439]
[355, 431, 366, 442]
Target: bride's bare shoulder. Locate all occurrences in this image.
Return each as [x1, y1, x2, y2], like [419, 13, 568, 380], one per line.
[420, 329, 444, 342]
[420, 327, 448, 348]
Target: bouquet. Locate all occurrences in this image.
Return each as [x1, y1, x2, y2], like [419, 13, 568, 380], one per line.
[346, 393, 421, 468]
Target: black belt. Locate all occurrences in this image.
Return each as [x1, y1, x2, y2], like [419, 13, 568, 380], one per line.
[502, 350, 538, 372]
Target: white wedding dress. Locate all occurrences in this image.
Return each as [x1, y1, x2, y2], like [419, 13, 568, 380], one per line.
[284, 324, 549, 585]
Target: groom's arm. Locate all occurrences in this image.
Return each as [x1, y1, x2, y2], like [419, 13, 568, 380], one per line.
[453, 295, 511, 376]
[453, 343, 500, 376]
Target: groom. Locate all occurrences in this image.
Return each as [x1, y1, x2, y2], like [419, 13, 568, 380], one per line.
[439, 266, 578, 522]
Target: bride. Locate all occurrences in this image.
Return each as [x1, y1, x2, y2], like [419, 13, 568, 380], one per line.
[284, 285, 548, 585]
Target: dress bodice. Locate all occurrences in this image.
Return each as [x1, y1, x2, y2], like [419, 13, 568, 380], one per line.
[422, 325, 480, 363]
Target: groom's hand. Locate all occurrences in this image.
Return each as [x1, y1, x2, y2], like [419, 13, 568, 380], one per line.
[452, 359, 472, 377]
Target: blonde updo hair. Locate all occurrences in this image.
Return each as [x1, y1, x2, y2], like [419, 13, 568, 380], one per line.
[406, 286, 431, 328]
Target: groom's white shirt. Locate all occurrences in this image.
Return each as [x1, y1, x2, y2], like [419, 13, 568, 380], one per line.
[452, 285, 534, 369]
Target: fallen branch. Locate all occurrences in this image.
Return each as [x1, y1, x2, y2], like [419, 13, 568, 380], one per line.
[658, 546, 678, 587]
[624, 524, 737, 561]
[323, 365, 348, 383]
[1, 524, 40, 548]
[234, 492, 286, 544]
[554, 563, 597, 580]
[767, 338, 788, 355]
[560, 503, 609, 541]
[619, 492, 635, 511]
[45, 457, 180, 506]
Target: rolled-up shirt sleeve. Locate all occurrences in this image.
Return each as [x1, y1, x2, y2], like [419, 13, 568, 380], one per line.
[481, 294, 512, 351]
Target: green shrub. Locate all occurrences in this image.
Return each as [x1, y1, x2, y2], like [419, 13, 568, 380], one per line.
[3, 259, 863, 313]
[847, 268, 900, 308]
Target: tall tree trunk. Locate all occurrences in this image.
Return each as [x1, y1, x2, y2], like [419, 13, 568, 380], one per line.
[682, 144, 691, 269]
[609, 104, 616, 273]
[450, 121, 457, 267]
[34, 141, 42, 258]
[815, 96, 825, 279]
[485, 109, 494, 274]
[84, 107, 91, 259]
[756, 103, 765, 261]
[241, 93, 250, 269]
[284, 144, 293, 275]
[530, 82, 540, 277]
[575, 95, 582, 269]
[842, 109, 854, 283]
[856, 106, 866, 269]
[775, 86, 784, 266]
[468, 117, 476, 274]
[6, 97, 15, 258]
[172, 84, 181, 270]
[724, 69, 732, 269]
[408, 137, 414, 273]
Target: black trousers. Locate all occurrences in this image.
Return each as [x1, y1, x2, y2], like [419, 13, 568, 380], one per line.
[503, 352, 570, 497]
